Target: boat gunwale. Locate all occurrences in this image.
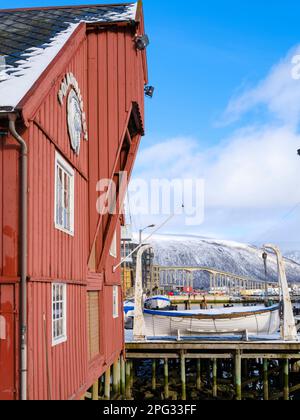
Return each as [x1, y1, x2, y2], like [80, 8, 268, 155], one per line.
[144, 305, 280, 321]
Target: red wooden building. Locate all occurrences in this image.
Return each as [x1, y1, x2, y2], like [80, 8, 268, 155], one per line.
[0, 2, 148, 400]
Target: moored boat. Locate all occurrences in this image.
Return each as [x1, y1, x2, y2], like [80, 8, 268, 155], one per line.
[144, 295, 171, 310]
[143, 304, 280, 337]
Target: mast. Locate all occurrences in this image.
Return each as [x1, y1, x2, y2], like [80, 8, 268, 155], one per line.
[133, 245, 152, 341]
[264, 245, 298, 341]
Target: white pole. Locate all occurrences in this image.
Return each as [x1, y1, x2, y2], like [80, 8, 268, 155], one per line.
[264, 244, 298, 341]
[133, 245, 151, 341]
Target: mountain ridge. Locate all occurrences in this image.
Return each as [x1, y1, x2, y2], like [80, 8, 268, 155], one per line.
[143, 234, 300, 287]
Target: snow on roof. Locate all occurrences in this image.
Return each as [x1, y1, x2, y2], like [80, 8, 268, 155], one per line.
[0, 3, 138, 111]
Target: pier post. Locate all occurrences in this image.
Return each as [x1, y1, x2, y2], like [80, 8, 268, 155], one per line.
[125, 361, 131, 400]
[130, 361, 134, 389]
[181, 352, 187, 401]
[113, 358, 119, 396]
[283, 359, 290, 401]
[92, 380, 99, 401]
[99, 375, 103, 398]
[196, 359, 202, 391]
[235, 352, 242, 401]
[213, 359, 217, 398]
[121, 356, 126, 398]
[164, 358, 170, 399]
[263, 359, 269, 401]
[152, 360, 157, 391]
[104, 366, 111, 400]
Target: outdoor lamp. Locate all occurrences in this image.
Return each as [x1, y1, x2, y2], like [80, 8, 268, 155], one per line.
[144, 85, 155, 98]
[135, 34, 150, 51]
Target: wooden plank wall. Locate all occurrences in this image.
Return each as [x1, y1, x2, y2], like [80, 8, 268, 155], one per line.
[27, 282, 87, 400]
[0, 20, 146, 400]
[87, 27, 146, 280]
[0, 283, 18, 400]
[0, 135, 19, 279]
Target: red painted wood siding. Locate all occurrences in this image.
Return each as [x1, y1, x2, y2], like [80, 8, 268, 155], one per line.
[0, 283, 18, 400]
[26, 125, 89, 283]
[27, 282, 87, 400]
[0, 135, 19, 279]
[0, 15, 147, 400]
[87, 26, 146, 284]
[32, 35, 89, 179]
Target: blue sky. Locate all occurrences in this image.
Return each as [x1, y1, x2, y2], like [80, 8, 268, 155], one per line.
[2, 0, 300, 250]
[3, 0, 300, 142]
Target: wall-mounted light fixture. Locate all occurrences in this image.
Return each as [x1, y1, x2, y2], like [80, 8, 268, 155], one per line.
[144, 85, 155, 98]
[135, 34, 150, 51]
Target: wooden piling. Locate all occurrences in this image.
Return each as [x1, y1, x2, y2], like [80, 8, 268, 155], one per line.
[92, 380, 99, 400]
[125, 361, 131, 400]
[164, 358, 169, 399]
[263, 359, 269, 401]
[118, 358, 121, 394]
[196, 359, 202, 391]
[283, 359, 289, 401]
[181, 352, 186, 401]
[121, 356, 126, 397]
[152, 360, 157, 391]
[99, 375, 103, 398]
[235, 352, 242, 401]
[113, 359, 119, 396]
[213, 358, 218, 398]
[130, 361, 134, 389]
[104, 366, 111, 400]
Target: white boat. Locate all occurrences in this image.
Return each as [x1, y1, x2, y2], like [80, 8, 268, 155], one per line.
[133, 244, 298, 341]
[124, 299, 135, 317]
[124, 295, 171, 330]
[144, 295, 171, 310]
[143, 304, 280, 337]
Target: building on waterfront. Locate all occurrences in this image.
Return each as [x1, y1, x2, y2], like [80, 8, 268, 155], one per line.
[121, 227, 155, 297]
[0, 2, 148, 400]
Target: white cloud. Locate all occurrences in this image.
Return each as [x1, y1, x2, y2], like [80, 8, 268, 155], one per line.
[206, 126, 300, 208]
[130, 44, 300, 249]
[222, 45, 300, 127]
[134, 126, 300, 210]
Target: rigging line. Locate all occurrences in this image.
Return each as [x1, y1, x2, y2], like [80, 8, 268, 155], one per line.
[254, 200, 300, 243]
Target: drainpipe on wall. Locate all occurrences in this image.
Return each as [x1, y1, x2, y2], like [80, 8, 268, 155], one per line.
[8, 113, 28, 401]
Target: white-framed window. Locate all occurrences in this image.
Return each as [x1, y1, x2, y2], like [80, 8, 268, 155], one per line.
[54, 152, 75, 236]
[110, 231, 117, 259]
[113, 286, 119, 319]
[52, 283, 67, 346]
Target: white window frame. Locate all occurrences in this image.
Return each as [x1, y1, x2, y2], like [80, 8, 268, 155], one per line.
[54, 152, 75, 236]
[110, 230, 117, 259]
[52, 283, 67, 347]
[113, 286, 119, 319]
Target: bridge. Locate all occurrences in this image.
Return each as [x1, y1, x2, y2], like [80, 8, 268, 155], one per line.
[150, 265, 272, 293]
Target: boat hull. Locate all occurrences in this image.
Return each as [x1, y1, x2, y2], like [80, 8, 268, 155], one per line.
[144, 305, 280, 337]
[144, 296, 171, 310]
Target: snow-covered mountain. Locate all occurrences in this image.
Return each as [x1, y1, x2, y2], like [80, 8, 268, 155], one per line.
[285, 251, 300, 265]
[146, 234, 300, 287]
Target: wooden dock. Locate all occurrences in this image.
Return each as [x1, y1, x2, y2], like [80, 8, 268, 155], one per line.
[125, 338, 300, 400]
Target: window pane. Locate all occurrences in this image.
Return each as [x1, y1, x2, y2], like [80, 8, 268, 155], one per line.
[55, 156, 74, 234]
[52, 283, 67, 343]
